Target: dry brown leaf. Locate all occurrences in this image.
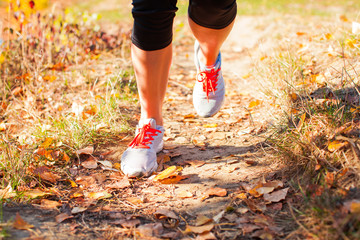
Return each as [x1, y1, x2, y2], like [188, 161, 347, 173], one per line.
[196, 231, 217, 240]
[33, 166, 61, 183]
[186, 224, 214, 234]
[0, 184, 16, 199]
[263, 188, 289, 203]
[76, 146, 94, 155]
[113, 219, 141, 228]
[23, 189, 51, 199]
[153, 166, 182, 181]
[62, 152, 70, 162]
[195, 215, 213, 226]
[176, 190, 193, 199]
[106, 178, 130, 189]
[184, 160, 206, 167]
[71, 207, 87, 214]
[81, 159, 98, 169]
[154, 209, 179, 222]
[126, 197, 143, 205]
[75, 176, 96, 187]
[241, 224, 261, 234]
[137, 223, 163, 238]
[13, 213, 34, 230]
[40, 199, 62, 209]
[202, 187, 227, 200]
[55, 213, 73, 223]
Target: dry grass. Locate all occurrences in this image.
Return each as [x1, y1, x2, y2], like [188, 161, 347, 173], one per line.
[0, 1, 135, 192]
[255, 12, 360, 239]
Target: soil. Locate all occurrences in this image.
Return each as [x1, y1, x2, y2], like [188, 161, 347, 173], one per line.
[3, 11, 293, 240]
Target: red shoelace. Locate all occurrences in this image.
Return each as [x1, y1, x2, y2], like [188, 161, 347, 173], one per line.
[128, 123, 161, 149]
[196, 68, 221, 101]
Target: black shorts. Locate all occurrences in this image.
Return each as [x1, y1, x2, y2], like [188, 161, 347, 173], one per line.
[131, 0, 237, 51]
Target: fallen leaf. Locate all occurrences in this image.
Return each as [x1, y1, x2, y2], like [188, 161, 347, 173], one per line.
[159, 175, 188, 184]
[263, 188, 289, 203]
[126, 197, 143, 205]
[241, 224, 261, 234]
[235, 192, 247, 199]
[153, 166, 182, 181]
[0, 184, 16, 199]
[184, 160, 205, 167]
[113, 219, 141, 228]
[13, 213, 34, 230]
[203, 123, 218, 128]
[62, 152, 70, 162]
[43, 75, 57, 82]
[81, 159, 98, 169]
[23, 189, 50, 199]
[202, 187, 227, 200]
[106, 178, 131, 189]
[33, 166, 61, 183]
[176, 190, 193, 199]
[155, 209, 178, 220]
[137, 223, 163, 237]
[98, 160, 112, 168]
[85, 191, 112, 200]
[185, 224, 214, 234]
[40, 199, 62, 209]
[55, 213, 73, 223]
[248, 100, 262, 109]
[184, 114, 196, 119]
[195, 215, 213, 226]
[71, 207, 87, 214]
[76, 146, 94, 155]
[0, 122, 5, 131]
[41, 137, 54, 148]
[75, 176, 96, 187]
[328, 140, 348, 152]
[196, 231, 217, 240]
[325, 172, 335, 187]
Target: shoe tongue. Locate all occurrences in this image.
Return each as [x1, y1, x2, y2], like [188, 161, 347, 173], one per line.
[139, 118, 157, 129]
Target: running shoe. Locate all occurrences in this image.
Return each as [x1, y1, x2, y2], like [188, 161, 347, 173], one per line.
[193, 40, 225, 117]
[121, 118, 164, 177]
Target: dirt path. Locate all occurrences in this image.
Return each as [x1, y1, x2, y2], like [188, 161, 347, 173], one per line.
[3, 16, 292, 239]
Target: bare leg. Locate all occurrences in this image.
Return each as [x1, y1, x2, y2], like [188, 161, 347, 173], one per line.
[131, 43, 172, 126]
[188, 17, 235, 66]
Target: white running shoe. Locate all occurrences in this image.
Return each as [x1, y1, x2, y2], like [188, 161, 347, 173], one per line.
[193, 40, 225, 117]
[121, 118, 164, 177]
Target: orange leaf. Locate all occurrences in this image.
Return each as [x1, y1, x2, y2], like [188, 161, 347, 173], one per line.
[153, 166, 182, 181]
[159, 175, 187, 184]
[41, 137, 54, 148]
[13, 213, 34, 230]
[176, 190, 193, 199]
[328, 140, 348, 152]
[85, 191, 112, 200]
[43, 75, 57, 82]
[248, 100, 262, 109]
[202, 187, 227, 200]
